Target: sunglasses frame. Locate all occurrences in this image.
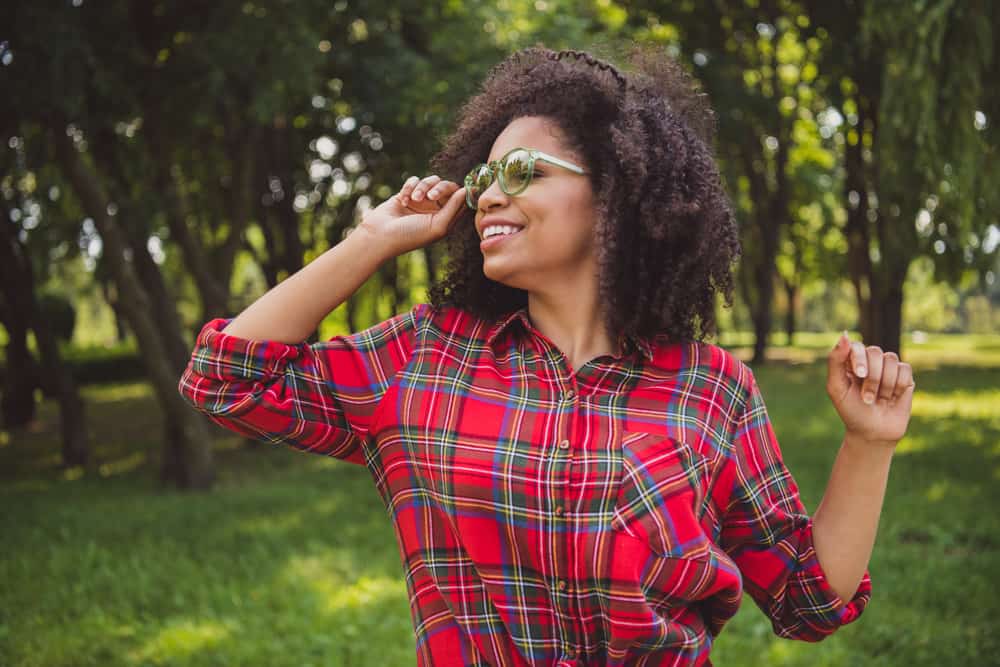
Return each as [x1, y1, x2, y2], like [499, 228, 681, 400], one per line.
[464, 147, 587, 210]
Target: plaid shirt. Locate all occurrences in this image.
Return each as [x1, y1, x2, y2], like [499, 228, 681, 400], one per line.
[179, 302, 870, 666]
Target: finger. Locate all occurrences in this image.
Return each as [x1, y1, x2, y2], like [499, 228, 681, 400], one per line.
[849, 340, 868, 379]
[411, 175, 442, 201]
[893, 363, 914, 401]
[896, 381, 915, 413]
[861, 346, 883, 404]
[827, 331, 852, 398]
[426, 180, 459, 202]
[398, 176, 420, 203]
[878, 352, 899, 402]
[430, 186, 467, 235]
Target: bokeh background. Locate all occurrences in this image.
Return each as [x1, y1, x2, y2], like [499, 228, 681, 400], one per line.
[1, 1, 998, 665]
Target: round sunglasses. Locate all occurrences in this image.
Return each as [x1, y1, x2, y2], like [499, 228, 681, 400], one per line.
[464, 147, 587, 210]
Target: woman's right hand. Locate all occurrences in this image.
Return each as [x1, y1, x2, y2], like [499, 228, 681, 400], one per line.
[359, 175, 467, 258]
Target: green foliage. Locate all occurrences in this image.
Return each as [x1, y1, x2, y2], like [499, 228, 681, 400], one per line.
[863, 0, 997, 280]
[59, 344, 146, 385]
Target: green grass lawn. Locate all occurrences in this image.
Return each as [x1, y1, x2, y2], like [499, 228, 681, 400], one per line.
[2, 334, 998, 666]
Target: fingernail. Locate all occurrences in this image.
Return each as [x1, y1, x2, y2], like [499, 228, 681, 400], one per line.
[863, 392, 875, 404]
[856, 366, 867, 377]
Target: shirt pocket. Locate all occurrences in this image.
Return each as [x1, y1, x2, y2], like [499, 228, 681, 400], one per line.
[609, 431, 712, 560]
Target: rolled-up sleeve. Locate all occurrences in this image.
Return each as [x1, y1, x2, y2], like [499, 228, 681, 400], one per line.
[719, 367, 871, 641]
[178, 302, 429, 466]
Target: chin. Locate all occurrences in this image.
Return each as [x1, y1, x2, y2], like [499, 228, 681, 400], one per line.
[483, 263, 528, 290]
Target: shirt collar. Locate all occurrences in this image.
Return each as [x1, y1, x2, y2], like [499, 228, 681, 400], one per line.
[485, 306, 654, 362]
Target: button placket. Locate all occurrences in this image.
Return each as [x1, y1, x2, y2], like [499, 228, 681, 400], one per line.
[541, 352, 581, 657]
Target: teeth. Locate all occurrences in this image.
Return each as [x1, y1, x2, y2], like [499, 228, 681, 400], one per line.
[483, 225, 524, 239]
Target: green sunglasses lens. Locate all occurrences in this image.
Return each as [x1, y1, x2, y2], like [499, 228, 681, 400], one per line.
[465, 150, 535, 209]
[499, 150, 532, 193]
[472, 164, 493, 191]
[466, 164, 491, 208]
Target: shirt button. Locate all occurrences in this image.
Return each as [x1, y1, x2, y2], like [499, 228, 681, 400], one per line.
[554, 506, 564, 516]
[558, 580, 568, 592]
[563, 389, 576, 401]
[558, 439, 570, 450]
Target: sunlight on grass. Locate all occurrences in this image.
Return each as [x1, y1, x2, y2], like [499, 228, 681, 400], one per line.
[894, 384, 1000, 457]
[283, 553, 405, 617]
[911, 389, 1000, 420]
[83, 381, 155, 403]
[236, 510, 306, 535]
[130, 619, 233, 663]
[924, 480, 948, 502]
[98, 451, 147, 477]
[63, 465, 86, 480]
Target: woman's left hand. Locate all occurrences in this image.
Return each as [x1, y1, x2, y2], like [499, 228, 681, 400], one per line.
[826, 332, 915, 448]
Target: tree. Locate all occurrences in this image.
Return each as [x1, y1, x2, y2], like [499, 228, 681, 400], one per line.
[0, 0, 625, 487]
[804, 0, 998, 352]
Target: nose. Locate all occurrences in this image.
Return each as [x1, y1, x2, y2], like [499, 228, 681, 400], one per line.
[476, 176, 509, 213]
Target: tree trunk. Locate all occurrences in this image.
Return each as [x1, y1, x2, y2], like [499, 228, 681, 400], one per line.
[216, 123, 258, 291]
[345, 294, 358, 332]
[783, 278, 797, 347]
[159, 164, 231, 320]
[121, 217, 191, 370]
[869, 229, 910, 353]
[740, 135, 789, 366]
[749, 265, 773, 365]
[843, 116, 874, 341]
[265, 123, 306, 282]
[0, 195, 37, 429]
[54, 126, 215, 489]
[0, 204, 89, 463]
[422, 245, 438, 286]
[870, 276, 905, 353]
[100, 281, 130, 343]
[33, 312, 88, 466]
[0, 313, 36, 429]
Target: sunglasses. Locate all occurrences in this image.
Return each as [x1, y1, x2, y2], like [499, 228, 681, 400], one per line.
[464, 147, 587, 210]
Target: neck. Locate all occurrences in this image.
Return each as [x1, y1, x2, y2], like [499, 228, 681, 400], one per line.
[526, 287, 621, 373]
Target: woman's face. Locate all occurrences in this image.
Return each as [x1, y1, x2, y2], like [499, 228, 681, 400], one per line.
[473, 115, 598, 291]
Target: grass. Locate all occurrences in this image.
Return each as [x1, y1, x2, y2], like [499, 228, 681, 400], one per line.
[1, 334, 998, 666]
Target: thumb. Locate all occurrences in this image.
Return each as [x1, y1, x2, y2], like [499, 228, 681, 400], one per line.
[827, 330, 853, 397]
[430, 186, 468, 236]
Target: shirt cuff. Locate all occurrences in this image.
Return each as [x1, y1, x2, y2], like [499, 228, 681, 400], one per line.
[190, 318, 307, 380]
[788, 518, 872, 636]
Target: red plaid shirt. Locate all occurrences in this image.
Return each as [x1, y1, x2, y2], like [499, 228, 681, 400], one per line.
[179, 303, 870, 666]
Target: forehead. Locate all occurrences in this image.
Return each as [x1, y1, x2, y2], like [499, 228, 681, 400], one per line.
[487, 115, 576, 162]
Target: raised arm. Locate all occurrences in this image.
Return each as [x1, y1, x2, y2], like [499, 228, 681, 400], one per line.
[178, 176, 467, 461]
[222, 176, 468, 342]
[719, 366, 873, 641]
[220, 221, 388, 343]
[812, 333, 914, 600]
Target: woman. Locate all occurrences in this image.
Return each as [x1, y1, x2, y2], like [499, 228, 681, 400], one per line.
[179, 46, 914, 666]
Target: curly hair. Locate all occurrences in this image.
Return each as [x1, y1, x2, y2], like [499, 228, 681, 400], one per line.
[427, 43, 740, 345]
